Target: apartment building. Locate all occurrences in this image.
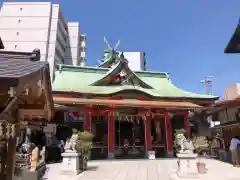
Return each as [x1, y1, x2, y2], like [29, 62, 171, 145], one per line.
[65, 22, 86, 66]
[0, 2, 86, 80]
[79, 34, 86, 67]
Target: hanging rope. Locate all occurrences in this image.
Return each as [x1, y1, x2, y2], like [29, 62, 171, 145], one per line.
[115, 111, 165, 122]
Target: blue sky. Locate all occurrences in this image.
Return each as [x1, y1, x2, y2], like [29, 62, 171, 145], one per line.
[4, 0, 240, 98]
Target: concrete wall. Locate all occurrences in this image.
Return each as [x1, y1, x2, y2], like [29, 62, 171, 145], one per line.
[0, 2, 52, 61]
[224, 83, 240, 100]
[65, 22, 80, 66]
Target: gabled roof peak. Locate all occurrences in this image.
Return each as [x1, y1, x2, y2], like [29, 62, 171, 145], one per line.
[98, 36, 123, 68]
[91, 57, 154, 89]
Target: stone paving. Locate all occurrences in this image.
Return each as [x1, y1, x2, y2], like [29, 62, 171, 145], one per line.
[43, 158, 240, 180]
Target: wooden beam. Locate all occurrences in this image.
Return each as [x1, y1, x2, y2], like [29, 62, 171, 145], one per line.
[18, 109, 47, 121]
[54, 104, 84, 112]
[0, 96, 19, 122]
[205, 102, 239, 115]
[53, 97, 202, 109]
[5, 123, 19, 180]
[5, 134, 18, 180]
[43, 67, 54, 121]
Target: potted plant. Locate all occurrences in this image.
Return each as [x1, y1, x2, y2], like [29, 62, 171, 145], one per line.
[196, 159, 207, 174]
[192, 135, 209, 174]
[75, 130, 93, 171]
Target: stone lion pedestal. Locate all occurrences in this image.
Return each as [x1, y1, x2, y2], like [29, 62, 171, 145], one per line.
[176, 153, 199, 178]
[61, 151, 81, 176]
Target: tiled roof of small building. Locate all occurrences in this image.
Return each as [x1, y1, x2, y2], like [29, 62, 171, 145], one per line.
[0, 49, 48, 78]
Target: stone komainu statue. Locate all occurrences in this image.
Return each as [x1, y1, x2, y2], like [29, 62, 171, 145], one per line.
[64, 134, 78, 152]
[175, 133, 195, 153]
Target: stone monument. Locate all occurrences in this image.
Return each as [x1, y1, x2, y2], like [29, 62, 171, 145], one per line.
[175, 132, 199, 178]
[61, 132, 81, 175]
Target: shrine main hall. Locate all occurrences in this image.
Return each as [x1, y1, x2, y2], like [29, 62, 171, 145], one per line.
[52, 47, 218, 159]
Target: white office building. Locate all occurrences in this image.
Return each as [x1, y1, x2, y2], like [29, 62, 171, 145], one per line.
[123, 52, 146, 71]
[0, 2, 86, 80]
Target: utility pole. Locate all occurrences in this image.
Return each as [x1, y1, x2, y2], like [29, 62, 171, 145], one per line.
[201, 76, 215, 95]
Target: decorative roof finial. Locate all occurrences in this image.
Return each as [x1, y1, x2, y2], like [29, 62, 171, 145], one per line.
[114, 40, 120, 50]
[30, 48, 41, 61]
[120, 52, 124, 59]
[120, 52, 128, 64]
[104, 36, 112, 51]
[103, 36, 120, 51]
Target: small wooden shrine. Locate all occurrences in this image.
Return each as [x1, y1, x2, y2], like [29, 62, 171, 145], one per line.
[207, 94, 240, 146]
[211, 19, 240, 148]
[52, 38, 218, 159]
[0, 48, 54, 180]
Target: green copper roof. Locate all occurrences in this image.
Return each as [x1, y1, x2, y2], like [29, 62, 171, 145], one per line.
[52, 64, 218, 100]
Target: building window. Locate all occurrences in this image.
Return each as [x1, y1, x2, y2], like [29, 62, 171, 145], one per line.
[80, 51, 86, 58]
[14, 45, 17, 49]
[79, 47, 86, 52]
[80, 35, 86, 41]
[81, 41, 86, 48]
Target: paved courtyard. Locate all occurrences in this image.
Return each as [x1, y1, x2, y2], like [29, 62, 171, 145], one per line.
[44, 158, 240, 180]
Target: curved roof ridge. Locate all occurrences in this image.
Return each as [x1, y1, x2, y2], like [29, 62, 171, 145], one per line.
[56, 64, 109, 71]
[56, 64, 171, 78]
[98, 53, 113, 67]
[166, 80, 218, 99]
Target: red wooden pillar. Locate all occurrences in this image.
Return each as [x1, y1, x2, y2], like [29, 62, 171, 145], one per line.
[108, 108, 115, 158]
[165, 112, 173, 157]
[183, 111, 190, 138]
[84, 107, 92, 132]
[145, 112, 152, 152]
